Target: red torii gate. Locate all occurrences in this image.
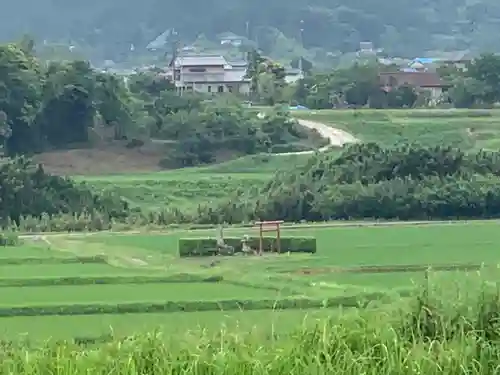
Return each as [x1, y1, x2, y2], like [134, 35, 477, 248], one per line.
[255, 220, 284, 255]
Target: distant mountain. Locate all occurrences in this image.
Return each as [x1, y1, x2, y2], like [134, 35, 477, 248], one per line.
[2, 0, 500, 62]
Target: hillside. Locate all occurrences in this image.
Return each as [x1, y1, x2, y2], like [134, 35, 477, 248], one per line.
[2, 0, 500, 62]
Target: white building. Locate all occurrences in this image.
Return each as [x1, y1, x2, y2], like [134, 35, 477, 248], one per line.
[169, 54, 250, 95]
[284, 68, 304, 84]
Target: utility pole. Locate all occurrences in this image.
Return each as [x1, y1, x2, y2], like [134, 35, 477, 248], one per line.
[171, 29, 184, 97]
[179, 51, 184, 97]
[298, 20, 304, 74]
[242, 21, 250, 61]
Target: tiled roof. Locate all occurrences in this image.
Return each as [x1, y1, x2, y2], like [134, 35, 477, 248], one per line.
[223, 70, 248, 82]
[226, 60, 247, 67]
[174, 55, 228, 67]
[380, 72, 448, 88]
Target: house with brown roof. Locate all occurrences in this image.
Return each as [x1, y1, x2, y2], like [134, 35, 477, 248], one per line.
[379, 71, 450, 101]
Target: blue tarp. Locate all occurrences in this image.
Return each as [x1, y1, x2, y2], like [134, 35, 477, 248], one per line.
[413, 57, 437, 64]
[289, 105, 309, 110]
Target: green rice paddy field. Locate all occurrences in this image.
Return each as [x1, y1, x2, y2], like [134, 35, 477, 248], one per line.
[1, 220, 500, 341]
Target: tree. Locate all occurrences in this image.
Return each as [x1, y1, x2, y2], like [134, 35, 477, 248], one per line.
[38, 60, 96, 146]
[0, 111, 11, 153]
[465, 53, 500, 104]
[447, 77, 486, 108]
[245, 50, 264, 94]
[386, 84, 418, 108]
[0, 43, 42, 154]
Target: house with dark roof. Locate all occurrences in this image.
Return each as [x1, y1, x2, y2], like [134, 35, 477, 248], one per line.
[218, 32, 245, 47]
[379, 71, 451, 101]
[168, 54, 250, 95]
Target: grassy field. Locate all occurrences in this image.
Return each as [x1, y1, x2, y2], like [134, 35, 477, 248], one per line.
[0, 309, 337, 339]
[77, 171, 270, 211]
[1, 221, 500, 342]
[74, 109, 500, 212]
[293, 108, 500, 150]
[8, 109, 500, 372]
[77, 153, 309, 212]
[5, 309, 500, 374]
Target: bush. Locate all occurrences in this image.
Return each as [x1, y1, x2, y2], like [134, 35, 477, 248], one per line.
[197, 144, 500, 224]
[178, 236, 316, 257]
[0, 232, 18, 246]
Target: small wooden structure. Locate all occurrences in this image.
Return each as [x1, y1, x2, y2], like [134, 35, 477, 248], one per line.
[255, 220, 284, 255]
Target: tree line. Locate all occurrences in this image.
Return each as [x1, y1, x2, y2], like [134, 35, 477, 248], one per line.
[0, 157, 129, 227]
[0, 40, 323, 167]
[293, 54, 500, 109]
[5, 142, 500, 231]
[194, 143, 500, 223]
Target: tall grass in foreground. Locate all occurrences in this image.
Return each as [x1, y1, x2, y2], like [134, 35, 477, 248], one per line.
[4, 275, 500, 374]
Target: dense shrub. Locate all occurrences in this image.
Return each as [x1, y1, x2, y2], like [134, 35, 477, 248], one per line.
[0, 231, 18, 246]
[0, 157, 130, 226]
[178, 236, 317, 257]
[195, 143, 500, 223]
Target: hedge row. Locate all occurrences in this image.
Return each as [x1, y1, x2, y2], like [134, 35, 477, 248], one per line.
[178, 236, 316, 257]
[0, 274, 223, 288]
[0, 255, 109, 266]
[0, 293, 393, 317]
[0, 232, 18, 246]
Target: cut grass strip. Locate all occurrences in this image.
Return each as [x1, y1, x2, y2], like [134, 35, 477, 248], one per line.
[290, 263, 486, 275]
[0, 255, 108, 266]
[0, 283, 284, 306]
[0, 264, 156, 278]
[0, 274, 223, 287]
[0, 292, 394, 317]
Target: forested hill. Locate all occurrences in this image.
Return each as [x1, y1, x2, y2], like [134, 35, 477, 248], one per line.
[2, 0, 500, 61]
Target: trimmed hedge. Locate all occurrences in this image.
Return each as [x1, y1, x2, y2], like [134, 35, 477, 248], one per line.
[0, 292, 392, 317]
[0, 232, 18, 246]
[0, 274, 223, 288]
[178, 236, 316, 257]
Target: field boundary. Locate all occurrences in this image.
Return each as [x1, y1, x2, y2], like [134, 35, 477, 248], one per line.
[18, 219, 500, 239]
[0, 275, 224, 288]
[290, 263, 487, 275]
[0, 292, 395, 317]
[0, 256, 109, 266]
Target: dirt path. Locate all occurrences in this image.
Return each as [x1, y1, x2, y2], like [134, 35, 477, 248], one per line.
[274, 118, 359, 156]
[18, 219, 493, 239]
